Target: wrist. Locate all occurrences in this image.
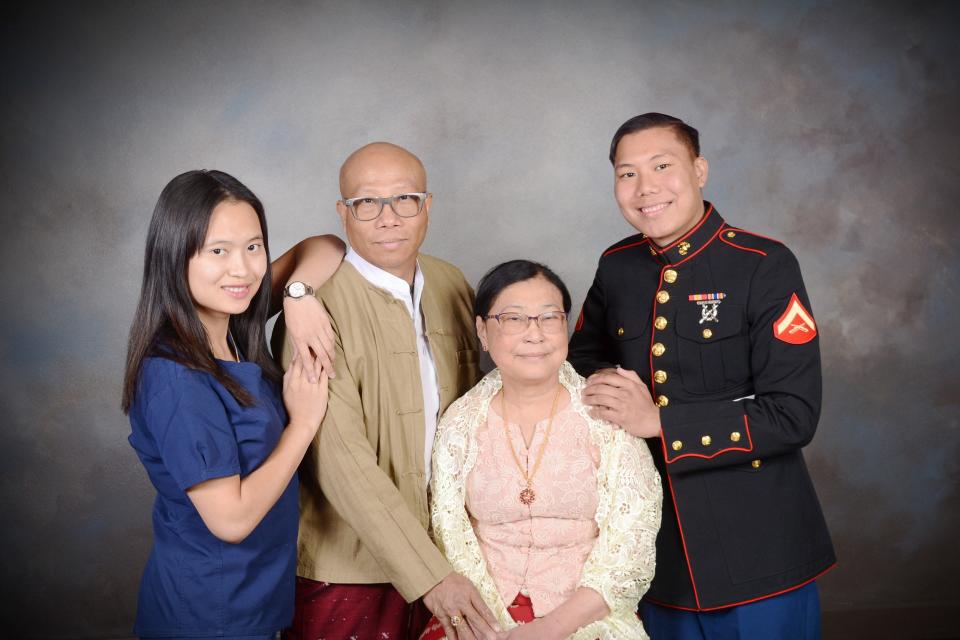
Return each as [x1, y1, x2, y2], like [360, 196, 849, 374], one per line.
[650, 410, 663, 437]
[283, 280, 314, 300]
[651, 406, 665, 436]
[286, 419, 318, 440]
[535, 615, 571, 640]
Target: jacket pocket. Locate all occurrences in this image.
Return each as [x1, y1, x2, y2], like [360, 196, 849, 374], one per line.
[605, 308, 652, 373]
[705, 454, 821, 584]
[675, 303, 749, 393]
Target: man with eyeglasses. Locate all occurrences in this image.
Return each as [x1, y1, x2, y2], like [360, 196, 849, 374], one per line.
[273, 142, 500, 639]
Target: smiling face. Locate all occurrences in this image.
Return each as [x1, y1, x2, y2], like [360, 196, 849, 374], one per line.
[336, 142, 430, 284]
[476, 276, 568, 387]
[187, 199, 267, 333]
[613, 126, 709, 247]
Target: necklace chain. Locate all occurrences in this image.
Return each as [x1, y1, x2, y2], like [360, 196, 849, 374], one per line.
[228, 330, 240, 363]
[501, 384, 563, 505]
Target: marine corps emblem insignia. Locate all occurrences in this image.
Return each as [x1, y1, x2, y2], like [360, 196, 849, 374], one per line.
[773, 293, 817, 344]
[689, 292, 726, 324]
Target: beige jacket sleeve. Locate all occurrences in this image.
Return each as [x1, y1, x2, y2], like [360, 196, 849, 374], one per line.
[303, 322, 452, 601]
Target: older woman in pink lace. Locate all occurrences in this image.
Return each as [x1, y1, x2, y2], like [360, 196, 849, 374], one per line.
[423, 260, 662, 640]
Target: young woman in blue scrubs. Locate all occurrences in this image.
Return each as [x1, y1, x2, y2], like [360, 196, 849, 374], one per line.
[122, 170, 333, 639]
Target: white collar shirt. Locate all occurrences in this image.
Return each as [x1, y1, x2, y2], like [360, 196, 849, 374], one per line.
[344, 248, 440, 485]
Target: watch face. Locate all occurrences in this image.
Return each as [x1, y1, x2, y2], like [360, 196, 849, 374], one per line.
[287, 282, 306, 298]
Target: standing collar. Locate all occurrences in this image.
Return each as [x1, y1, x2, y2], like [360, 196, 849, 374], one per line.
[345, 247, 424, 308]
[647, 202, 725, 265]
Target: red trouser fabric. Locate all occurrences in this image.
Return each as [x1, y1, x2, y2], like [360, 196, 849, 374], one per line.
[418, 593, 535, 640]
[284, 577, 431, 640]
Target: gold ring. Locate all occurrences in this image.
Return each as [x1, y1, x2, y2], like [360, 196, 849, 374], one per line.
[450, 614, 463, 627]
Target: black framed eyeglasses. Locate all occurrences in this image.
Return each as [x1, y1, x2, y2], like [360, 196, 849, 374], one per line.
[341, 192, 429, 221]
[484, 311, 568, 335]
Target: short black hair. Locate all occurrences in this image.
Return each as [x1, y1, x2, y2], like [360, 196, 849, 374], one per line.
[609, 112, 701, 164]
[474, 260, 572, 318]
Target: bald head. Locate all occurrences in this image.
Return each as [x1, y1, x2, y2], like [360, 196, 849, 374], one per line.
[335, 142, 432, 284]
[339, 142, 427, 198]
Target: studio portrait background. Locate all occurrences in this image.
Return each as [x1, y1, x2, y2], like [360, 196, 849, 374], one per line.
[1, 1, 958, 638]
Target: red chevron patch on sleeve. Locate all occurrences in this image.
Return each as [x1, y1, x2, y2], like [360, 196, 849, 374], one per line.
[773, 293, 817, 344]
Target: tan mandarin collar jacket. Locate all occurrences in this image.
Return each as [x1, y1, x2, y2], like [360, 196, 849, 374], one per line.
[273, 254, 481, 601]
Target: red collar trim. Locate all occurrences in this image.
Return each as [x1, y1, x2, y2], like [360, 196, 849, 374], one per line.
[602, 236, 651, 258]
[659, 202, 715, 251]
[648, 202, 723, 266]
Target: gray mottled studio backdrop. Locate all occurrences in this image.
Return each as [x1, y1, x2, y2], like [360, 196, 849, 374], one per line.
[1, 1, 958, 638]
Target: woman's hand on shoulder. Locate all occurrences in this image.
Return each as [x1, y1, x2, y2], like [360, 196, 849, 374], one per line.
[283, 294, 336, 382]
[282, 355, 329, 438]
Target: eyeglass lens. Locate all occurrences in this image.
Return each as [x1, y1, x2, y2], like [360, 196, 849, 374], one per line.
[352, 194, 424, 220]
[497, 312, 566, 334]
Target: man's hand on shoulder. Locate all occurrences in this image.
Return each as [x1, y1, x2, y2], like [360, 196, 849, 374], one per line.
[423, 572, 502, 640]
[582, 367, 662, 438]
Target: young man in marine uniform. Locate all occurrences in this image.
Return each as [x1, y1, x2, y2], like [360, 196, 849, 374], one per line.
[569, 113, 835, 638]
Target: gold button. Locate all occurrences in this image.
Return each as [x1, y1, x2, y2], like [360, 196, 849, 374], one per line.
[730, 431, 741, 442]
[655, 316, 668, 330]
[751, 459, 762, 469]
[654, 370, 668, 384]
[663, 269, 678, 284]
[656, 395, 669, 408]
[701, 435, 712, 446]
[657, 290, 670, 304]
[617, 327, 624, 336]
[702, 328, 713, 339]
[671, 440, 683, 451]
[652, 343, 666, 357]
[678, 241, 691, 255]
[727, 231, 736, 238]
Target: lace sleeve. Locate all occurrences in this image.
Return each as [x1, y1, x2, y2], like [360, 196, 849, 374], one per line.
[429, 378, 516, 629]
[578, 428, 663, 618]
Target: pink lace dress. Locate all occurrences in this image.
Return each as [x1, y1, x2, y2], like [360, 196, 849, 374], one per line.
[465, 395, 601, 617]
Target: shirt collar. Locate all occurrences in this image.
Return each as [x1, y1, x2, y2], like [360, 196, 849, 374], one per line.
[646, 201, 725, 266]
[345, 247, 424, 307]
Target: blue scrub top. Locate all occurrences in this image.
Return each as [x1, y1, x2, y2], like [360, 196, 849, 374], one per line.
[128, 357, 298, 638]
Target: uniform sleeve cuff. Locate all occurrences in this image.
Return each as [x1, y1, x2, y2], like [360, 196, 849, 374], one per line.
[660, 411, 754, 465]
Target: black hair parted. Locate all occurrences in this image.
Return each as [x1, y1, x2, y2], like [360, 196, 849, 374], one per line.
[474, 260, 572, 318]
[122, 169, 282, 413]
[609, 112, 701, 163]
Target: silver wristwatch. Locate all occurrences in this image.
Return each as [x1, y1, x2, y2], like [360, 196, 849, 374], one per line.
[283, 281, 315, 299]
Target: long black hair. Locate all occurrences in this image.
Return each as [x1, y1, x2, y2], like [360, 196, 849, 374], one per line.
[122, 169, 282, 413]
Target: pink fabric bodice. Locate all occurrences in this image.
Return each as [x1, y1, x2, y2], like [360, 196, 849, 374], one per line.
[465, 396, 600, 617]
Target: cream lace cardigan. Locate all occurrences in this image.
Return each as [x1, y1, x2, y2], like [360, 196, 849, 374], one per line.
[430, 362, 663, 639]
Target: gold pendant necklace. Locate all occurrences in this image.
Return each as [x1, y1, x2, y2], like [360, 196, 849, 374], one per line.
[501, 385, 563, 506]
